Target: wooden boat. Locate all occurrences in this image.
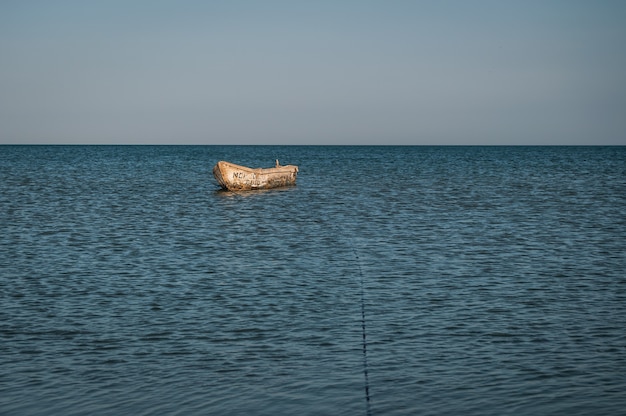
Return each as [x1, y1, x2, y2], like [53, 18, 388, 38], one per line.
[213, 160, 299, 191]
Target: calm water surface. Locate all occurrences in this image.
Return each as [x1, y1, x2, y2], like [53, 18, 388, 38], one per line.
[1, 145, 625, 415]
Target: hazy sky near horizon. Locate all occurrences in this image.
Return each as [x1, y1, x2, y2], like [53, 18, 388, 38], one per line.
[1, 1, 625, 145]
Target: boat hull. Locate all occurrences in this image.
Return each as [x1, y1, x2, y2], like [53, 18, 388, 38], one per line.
[213, 161, 298, 191]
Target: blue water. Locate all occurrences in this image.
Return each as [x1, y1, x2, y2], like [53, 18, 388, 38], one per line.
[1, 145, 625, 415]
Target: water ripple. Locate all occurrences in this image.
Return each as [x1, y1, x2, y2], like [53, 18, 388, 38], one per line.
[1, 145, 625, 415]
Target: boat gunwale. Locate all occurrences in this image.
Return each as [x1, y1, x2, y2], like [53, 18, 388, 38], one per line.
[215, 160, 299, 175]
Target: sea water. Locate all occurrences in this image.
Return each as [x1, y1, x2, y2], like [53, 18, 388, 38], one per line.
[1, 145, 625, 415]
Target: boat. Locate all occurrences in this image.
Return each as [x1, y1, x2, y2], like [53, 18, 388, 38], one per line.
[213, 160, 299, 191]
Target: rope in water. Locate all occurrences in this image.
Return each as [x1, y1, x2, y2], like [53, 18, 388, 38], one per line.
[352, 245, 372, 416]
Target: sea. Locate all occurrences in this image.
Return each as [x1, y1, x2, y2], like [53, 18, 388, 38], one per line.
[1, 145, 625, 416]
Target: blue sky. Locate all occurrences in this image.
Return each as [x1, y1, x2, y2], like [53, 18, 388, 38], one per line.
[1, 0, 625, 144]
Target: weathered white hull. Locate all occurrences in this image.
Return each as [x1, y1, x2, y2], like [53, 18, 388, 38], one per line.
[213, 160, 298, 191]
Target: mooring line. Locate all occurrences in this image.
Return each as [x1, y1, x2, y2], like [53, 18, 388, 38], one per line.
[351, 243, 372, 416]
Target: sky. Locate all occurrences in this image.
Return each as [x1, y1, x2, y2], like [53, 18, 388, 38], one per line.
[1, 0, 625, 145]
